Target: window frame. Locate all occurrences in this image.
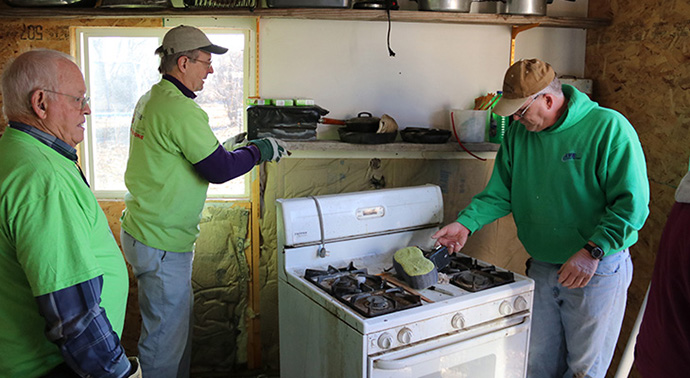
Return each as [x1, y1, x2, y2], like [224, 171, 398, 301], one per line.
[75, 19, 257, 199]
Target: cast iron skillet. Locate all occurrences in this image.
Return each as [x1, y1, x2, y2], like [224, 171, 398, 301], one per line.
[338, 128, 397, 144]
[323, 112, 381, 133]
[400, 127, 451, 144]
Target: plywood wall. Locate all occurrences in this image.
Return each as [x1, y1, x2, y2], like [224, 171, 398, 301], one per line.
[0, 17, 162, 130]
[587, 0, 690, 376]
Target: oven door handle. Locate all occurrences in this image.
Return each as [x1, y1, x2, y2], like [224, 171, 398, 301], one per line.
[373, 316, 530, 371]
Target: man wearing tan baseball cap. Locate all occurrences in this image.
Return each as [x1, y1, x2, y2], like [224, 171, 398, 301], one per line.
[433, 58, 650, 377]
[121, 25, 287, 378]
[492, 58, 555, 117]
[155, 25, 229, 56]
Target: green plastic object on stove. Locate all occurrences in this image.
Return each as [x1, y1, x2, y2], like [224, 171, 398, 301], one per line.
[393, 246, 438, 289]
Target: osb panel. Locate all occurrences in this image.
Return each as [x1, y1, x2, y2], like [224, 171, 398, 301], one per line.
[586, 0, 690, 376]
[0, 17, 162, 128]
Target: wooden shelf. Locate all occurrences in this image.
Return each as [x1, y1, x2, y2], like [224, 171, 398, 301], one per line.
[281, 140, 500, 159]
[0, 7, 610, 28]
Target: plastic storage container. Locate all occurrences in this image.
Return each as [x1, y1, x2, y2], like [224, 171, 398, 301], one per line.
[450, 110, 488, 143]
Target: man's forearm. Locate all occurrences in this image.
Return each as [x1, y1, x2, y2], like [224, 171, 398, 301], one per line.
[36, 276, 132, 378]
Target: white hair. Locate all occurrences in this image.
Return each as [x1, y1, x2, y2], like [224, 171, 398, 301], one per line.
[1, 49, 75, 121]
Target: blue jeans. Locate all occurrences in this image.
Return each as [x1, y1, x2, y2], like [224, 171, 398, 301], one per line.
[526, 249, 632, 378]
[121, 230, 194, 378]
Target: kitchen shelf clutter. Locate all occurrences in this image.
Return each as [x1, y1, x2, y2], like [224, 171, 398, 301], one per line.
[0, 7, 610, 28]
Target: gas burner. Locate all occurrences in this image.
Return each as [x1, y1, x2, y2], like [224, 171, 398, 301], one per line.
[344, 287, 421, 317]
[440, 254, 516, 292]
[305, 263, 422, 317]
[305, 262, 362, 280]
[450, 269, 515, 292]
[444, 256, 477, 272]
[330, 274, 386, 297]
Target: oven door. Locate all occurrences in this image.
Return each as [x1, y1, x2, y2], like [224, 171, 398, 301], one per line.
[368, 315, 530, 378]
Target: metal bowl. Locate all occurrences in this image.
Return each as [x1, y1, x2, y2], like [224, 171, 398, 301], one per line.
[504, 0, 546, 15]
[417, 0, 471, 12]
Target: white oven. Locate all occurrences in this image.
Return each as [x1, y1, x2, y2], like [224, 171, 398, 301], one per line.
[277, 185, 534, 378]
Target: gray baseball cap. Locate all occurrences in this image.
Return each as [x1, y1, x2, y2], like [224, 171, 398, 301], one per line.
[155, 25, 228, 56]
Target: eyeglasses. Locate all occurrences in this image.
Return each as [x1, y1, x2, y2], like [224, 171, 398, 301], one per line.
[43, 89, 90, 110]
[513, 94, 542, 119]
[189, 57, 213, 69]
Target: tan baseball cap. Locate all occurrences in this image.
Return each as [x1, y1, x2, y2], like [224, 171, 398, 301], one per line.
[155, 25, 228, 56]
[492, 59, 556, 117]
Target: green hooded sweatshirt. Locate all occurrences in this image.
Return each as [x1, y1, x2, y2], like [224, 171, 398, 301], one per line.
[457, 85, 650, 264]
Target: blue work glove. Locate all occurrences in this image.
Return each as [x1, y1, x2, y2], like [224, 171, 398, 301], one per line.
[249, 137, 289, 163]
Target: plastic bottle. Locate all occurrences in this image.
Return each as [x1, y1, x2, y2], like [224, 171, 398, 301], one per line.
[488, 91, 509, 144]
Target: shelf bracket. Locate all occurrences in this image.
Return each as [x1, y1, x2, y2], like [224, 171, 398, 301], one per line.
[510, 23, 540, 66]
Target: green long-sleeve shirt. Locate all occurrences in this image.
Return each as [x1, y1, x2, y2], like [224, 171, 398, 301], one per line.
[457, 85, 650, 264]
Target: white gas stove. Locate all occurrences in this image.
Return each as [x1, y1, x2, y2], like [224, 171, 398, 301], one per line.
[277, 185, 534, 378]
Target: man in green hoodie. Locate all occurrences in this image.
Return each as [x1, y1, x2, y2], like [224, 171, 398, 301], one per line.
[433, 58, 649, 378]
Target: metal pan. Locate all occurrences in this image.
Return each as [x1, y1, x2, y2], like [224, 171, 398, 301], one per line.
[322, 112, 381, 133]
[400, 127, 451, 144]
[424, 245, 451, 271]
[337, 128, 397, 144]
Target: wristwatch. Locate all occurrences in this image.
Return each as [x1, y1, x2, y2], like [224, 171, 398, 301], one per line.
[584, 243, 605, 260]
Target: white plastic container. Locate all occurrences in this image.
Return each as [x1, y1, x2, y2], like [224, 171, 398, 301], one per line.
[450, 109, 488, 143]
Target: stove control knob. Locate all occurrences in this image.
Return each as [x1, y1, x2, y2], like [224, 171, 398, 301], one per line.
[378, 333, 393, 350]
[397, 328, 413, 344]
[499, 300, 513, 316]
[451, 313, 465, 329]
[514, 296, 529, 312]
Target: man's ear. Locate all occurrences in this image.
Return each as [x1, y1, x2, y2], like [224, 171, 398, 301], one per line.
[31, 89, 48, 119]
[177, 55, 189, 73]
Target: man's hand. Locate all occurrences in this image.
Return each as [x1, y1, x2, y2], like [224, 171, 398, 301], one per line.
[249, 137, 289, 163]
[431, 222, 471, 254]
[557, 249, 599, 289]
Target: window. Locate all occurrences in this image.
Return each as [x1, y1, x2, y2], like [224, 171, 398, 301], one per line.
[76, 20, 256, 198]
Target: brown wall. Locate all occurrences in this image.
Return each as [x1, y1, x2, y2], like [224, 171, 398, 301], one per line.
[587, 0, 690, 376]
[0, 17, 162, 127]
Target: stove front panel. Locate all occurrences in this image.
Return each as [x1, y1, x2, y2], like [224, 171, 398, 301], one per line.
[277, 185, 443, 248]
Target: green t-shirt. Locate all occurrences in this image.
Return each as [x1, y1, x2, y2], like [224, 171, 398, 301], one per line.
[122, 79, 219, 252]
[0, 128, 129, 377]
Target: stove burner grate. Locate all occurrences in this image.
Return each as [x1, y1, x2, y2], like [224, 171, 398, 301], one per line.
[344, 287, 421, 317]
[441, 255, 516, 292]
[304, 263, 422, 317]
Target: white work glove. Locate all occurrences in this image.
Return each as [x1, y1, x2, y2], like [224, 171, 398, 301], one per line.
[248, 137, 289, 163]
[222, 132, 248, 151]
[127, 357, 142, 378]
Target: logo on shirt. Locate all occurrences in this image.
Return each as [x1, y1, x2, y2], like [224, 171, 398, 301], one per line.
[130, 113, 145, 140]
[561, 152, 581, 162]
